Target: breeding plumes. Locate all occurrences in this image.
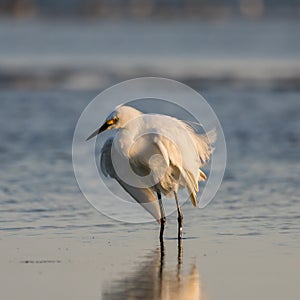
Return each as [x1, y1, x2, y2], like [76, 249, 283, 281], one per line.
[86, 105, 215, 240]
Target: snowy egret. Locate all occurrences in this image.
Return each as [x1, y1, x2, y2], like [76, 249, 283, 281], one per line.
[86, 105, 215, 240]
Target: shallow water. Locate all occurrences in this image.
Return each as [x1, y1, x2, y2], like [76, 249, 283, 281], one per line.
[1, 18, 300, 90]
[0, 87, 299, 238]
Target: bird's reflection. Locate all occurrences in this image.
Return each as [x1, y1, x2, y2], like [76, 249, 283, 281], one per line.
[102, 239, 207, 300]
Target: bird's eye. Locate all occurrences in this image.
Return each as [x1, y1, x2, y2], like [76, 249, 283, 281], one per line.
[106, 116, 119, 126]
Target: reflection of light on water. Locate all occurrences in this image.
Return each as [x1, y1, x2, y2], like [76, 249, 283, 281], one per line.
[161, 264, 201, 300]
[160, 263, 201, 300]
[102, 240, 207, 300]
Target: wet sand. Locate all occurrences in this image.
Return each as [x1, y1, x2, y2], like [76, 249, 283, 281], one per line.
[1, 226, 299, 300]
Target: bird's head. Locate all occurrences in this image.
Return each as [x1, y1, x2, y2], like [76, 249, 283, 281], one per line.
[86, 105, 143, 141]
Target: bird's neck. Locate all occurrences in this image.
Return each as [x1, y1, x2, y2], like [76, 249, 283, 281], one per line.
[116, 117, 143, 158]
[116, 128, 136, 158]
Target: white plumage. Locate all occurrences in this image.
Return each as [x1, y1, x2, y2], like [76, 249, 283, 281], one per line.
[87, 105, 215, 239]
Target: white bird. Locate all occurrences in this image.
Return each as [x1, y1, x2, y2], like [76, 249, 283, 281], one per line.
[86, 105, 215, 240]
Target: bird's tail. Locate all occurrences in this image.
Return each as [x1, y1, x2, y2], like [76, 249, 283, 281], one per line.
[194, 129, 216, 166]
[181, 169, 198, 207]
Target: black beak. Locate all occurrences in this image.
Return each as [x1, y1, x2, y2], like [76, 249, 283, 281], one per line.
[86, 122, 109, 141]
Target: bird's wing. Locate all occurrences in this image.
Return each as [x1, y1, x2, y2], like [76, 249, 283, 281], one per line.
[100, 137, 161, 222]
[132, 115, 215, 207]
[152, 135, 199, 207]
[118, 182, 161, 222]
[179, 124, 216, 206]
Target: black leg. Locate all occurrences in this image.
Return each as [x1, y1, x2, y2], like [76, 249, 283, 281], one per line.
[158, 237, 165, 298]
[159, 238, 165, 278]
[157, 192, 166, 242]
[174, 192, 183, 239]
[177, 236, 183, 276]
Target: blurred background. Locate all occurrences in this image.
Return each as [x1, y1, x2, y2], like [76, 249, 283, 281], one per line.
[0, 0, 300, 90]
[1, 0, 300, 18]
